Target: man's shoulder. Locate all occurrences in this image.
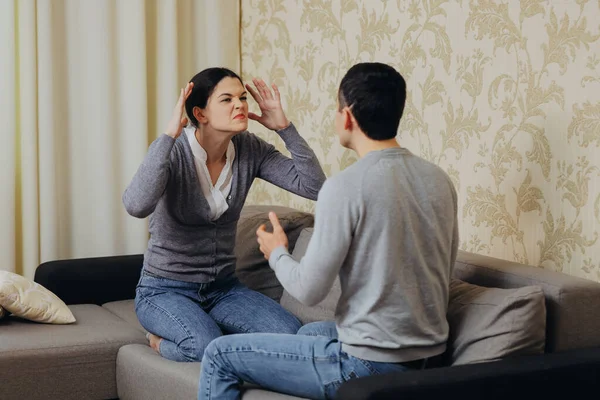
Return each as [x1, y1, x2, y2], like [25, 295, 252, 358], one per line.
[315, 171, 361, 205]
[403, 153, 458, 204]
[325, 164, 364, 189]
[400, 151, 453, 182]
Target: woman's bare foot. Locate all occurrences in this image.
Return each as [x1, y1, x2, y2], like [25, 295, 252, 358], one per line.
[146, 333, 163, 353]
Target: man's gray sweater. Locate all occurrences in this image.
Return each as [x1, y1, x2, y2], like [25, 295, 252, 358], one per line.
[270, 147, 459, 363]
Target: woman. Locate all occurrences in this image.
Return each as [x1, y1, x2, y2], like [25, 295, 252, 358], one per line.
[123, 67, 326, 362]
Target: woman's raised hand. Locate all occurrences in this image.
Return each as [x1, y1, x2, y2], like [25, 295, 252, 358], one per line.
[165, 82, 194, 139]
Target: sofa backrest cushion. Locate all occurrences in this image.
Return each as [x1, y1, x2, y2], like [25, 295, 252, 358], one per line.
[445, 279, 546, 365]
[279, 228, 342, 323]
[235, 206, 314, 301]
[453, 250, 600, 353]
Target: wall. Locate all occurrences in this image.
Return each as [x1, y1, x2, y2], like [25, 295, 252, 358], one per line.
[241, 0, 600, 281]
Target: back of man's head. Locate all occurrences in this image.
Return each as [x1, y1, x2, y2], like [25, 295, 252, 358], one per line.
[338, 62, 406, 141]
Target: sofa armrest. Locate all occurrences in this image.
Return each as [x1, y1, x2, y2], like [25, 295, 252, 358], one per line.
[34, 254, 144, 305]
[335, 347, 600, 399]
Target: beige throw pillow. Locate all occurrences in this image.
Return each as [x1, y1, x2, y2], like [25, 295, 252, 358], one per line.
[0, 304, 6, 319]
[0, 271, 76, 324]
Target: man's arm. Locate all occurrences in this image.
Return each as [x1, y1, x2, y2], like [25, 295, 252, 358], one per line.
[267, 179, 356, 306]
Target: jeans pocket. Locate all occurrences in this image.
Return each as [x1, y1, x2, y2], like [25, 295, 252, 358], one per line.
[136, 276, 168, 300]
[324, 379, 344, 400]
[341, 352, 377, 380]
[327, 359, 362, 400]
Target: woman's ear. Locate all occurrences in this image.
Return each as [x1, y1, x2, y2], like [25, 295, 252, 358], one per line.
[193, 106, 208, 124]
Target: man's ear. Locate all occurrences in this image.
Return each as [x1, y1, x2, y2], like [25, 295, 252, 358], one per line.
[193, 106, 208, 124]
[343, 107, 354, 131]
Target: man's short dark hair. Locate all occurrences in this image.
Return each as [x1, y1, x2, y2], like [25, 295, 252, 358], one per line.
[338, 62, 406, 141]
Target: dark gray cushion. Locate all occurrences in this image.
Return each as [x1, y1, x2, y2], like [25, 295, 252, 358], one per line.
[0, 304, 146, 400]
[279, 228, 341, 323]
[235, 205, 314, 301]
[453, 250, 600, 353]
[446, 279, 546, 365]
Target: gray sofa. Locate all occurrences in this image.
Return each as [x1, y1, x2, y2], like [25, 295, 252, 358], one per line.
[2, 205, 600, 400]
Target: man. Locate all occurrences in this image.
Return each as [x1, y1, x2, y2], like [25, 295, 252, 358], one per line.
[197, 62, 459, 400]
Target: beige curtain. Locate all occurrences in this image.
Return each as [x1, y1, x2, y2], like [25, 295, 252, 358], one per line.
[0, 0, 240, 278]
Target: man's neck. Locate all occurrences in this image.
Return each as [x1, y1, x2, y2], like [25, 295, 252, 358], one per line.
[195, 127, 232, 164]
[353, 137, 401, 158]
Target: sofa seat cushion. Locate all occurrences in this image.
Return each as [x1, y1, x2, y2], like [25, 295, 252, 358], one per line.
[103, 299, 145, 333]
[0, 304, 146, 400]
[117, 344, 308, 400]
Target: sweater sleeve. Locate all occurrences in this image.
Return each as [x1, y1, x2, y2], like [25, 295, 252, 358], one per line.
[256, 122, 326, 200]
[268, 178, 356, 306]
[122, 134, 175, 218]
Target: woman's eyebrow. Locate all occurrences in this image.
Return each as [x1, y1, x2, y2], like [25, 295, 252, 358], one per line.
[218, 91, 247, 98]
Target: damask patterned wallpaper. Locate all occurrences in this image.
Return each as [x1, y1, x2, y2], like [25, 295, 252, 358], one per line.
[241, 0, 600, 282]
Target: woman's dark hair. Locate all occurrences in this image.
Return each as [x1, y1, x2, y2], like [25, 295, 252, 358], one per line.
[185, 67, 243, 127]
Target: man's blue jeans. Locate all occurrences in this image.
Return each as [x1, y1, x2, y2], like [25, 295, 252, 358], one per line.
[134, 270, 302, 362]
[198, 321, 416, 400]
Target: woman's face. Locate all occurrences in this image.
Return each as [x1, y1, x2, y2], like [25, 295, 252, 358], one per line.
[200, 77, 248, 133]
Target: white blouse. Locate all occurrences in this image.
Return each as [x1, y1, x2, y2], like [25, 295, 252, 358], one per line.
[184, 127, 235, 221]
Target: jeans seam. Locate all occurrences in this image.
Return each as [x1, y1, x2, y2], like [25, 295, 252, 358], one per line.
[215, 320, 253, 334]
[137, 293, 197, 362]
[211, 349, 243, 394]
[324, 380, 345, 400]
[203, 358, 215, 400]
[217, 347, 328, 361]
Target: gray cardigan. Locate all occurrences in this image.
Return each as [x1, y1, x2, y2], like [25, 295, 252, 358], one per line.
[123, 123, 326, 283]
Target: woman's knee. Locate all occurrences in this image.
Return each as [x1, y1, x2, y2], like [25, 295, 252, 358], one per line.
[177, 336, 204, 362]
[178, 332, 221, 362]
[275, 310, 302, 334]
